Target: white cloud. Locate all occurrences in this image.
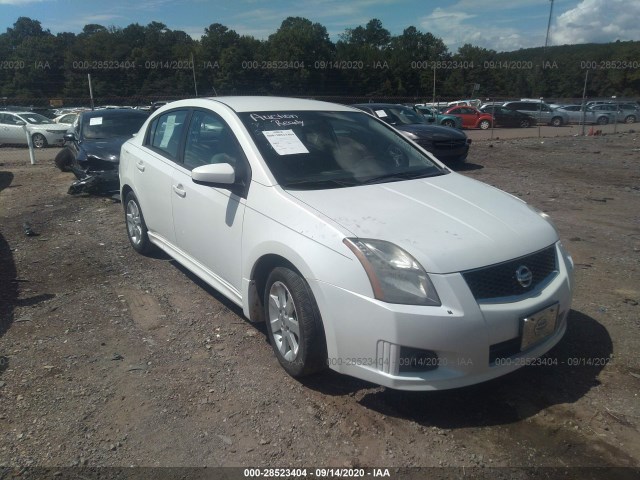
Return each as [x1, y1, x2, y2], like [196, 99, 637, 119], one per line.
[420, 7, 534, 52]
[551, 0, 640, 44]
[0, 0, 49, 4]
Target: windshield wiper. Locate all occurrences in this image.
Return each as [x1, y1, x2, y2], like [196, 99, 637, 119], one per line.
[281, 178, 357, 190]
[361, 170, 446, 185]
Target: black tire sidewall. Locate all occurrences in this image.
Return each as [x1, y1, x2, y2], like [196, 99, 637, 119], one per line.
[124, 191, 152, 254]
[263, 267, 327, 377]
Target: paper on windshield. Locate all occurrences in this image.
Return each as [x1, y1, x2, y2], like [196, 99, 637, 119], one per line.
[375, 110, 388, 118]
[263, 130, 309, 155]
[89, 117, 103, 126]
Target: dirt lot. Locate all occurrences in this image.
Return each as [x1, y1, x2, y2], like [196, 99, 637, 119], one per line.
[1, 130, 639, 476]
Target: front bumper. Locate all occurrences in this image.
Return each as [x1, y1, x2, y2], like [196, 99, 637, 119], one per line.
[310, 242, 573, 391]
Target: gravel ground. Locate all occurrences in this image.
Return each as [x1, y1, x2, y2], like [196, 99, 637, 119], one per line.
[0, 131, 639, 477]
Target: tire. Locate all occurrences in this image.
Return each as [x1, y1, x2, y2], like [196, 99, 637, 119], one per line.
[625, 115, 636, 124]
[264, 267, 327, 377]
[479, 119, 491, 130]
[442, 119, 455, 128]
[551, 117, 563, 127]
[519, 119, 531, 128]
[124, 191, 153, 254]
[597, 116, 609, 125]
[54, 148, 73, 172]
[32, 133, 47, 148]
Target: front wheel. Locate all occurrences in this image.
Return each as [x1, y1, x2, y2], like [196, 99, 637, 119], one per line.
[596, 116, 609, 125]
[551, 117, 563, 127]
[442, 119, 455, 128]
[124, 191, 153, 254]
[625, 115, 636, 124]
[478, 119, 491, 130]
[264, 267, 327, 377]
[519, 119, 531, 128]
[32, 133, 47, 148]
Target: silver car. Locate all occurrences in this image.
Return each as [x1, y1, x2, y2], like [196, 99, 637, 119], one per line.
[502, 101, 570, 127]
[553, 105, 614, 125]
[589, 103, 637, 124]
[0, 111, 68, 148]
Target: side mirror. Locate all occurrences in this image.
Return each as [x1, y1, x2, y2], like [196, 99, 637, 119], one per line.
[64, 133, 76, 142]
[192, 162, 235, 185]
[16, 121, 26, 126]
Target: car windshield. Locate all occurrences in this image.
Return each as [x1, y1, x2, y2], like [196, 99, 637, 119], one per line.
[239, 111, 446, 190]
[81, 113, 147, 140]
[371, 106, 427, 126]
[19, 113, 53, 125]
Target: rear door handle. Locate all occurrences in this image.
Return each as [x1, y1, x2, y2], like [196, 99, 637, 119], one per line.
[135, 161, 145, 172]
[172, 184, 186, 198]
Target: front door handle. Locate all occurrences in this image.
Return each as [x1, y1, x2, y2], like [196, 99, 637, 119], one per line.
[135, 161, 145, 172]
[172, 184, 186, 198]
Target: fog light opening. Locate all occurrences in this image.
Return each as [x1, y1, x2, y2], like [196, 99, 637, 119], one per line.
[399, 347, 439, 373]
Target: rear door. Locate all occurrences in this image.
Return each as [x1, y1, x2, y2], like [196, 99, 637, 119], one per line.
[131, 109, 190, 245]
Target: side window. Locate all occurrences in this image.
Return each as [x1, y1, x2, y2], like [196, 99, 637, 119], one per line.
[0, 114, 8, 125]
[146, 110, 188, 160]
[183, 110, 246, 171]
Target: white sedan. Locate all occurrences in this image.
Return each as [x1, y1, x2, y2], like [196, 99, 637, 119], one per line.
[0, 111, 69, 148]
[119, 97, 574, 391]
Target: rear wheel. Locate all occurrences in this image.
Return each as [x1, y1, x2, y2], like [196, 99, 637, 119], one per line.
[264, 267, 327, 377]
[551, 117, 563, 127]
[479, 119, 491, 130]
[519, 119, 531, 128]
[32, 133, 47, 148]
[124, 191, 153, 254]
[596, 116, 609, 125]
[442, 119, 455, 128]
[625, 115, 636, 124]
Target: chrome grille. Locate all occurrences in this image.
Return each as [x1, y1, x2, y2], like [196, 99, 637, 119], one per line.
[462, 245, 558, 301]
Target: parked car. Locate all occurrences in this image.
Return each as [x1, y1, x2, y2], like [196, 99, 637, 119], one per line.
[352, 103, 470, 162]
[53, 112, 79, 125]
[0, 111, 68, 148]
[413, 105, 463, 129]
[589, 103, 637, 123]
[502, 101, 569, 127]
[552, 105, 613, 125]
[444, 106, 494, 129]
[119, 96, 574, 391]
[478, 106, 536, 128]
[55, 108, 148, 194]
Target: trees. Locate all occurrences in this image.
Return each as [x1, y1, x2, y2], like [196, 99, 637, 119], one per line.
[0, 16, 637, 103]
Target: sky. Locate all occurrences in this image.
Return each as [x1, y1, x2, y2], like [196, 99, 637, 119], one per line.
[1, 0, 639, 53]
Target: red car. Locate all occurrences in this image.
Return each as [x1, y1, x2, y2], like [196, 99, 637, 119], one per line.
[444, 106, 493, 129]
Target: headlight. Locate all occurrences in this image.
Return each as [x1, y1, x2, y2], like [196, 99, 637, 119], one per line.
[344, 238, 441, 306]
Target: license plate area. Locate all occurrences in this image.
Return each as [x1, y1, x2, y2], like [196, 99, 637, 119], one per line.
[520, 303, 559, 351]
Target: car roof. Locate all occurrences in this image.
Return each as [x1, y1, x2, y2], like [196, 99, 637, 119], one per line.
[82, 108, 148, 117]
[351, 103, 407, 110]
[165, 96, 356, 113]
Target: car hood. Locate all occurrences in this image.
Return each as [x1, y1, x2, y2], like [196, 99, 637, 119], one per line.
[286, 174, 558, 274]
[395, 124, 467, 140]
[80, 137, 130, 161]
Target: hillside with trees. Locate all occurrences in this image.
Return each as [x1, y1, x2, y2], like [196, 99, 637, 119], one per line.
[0, 16, 638, 105]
